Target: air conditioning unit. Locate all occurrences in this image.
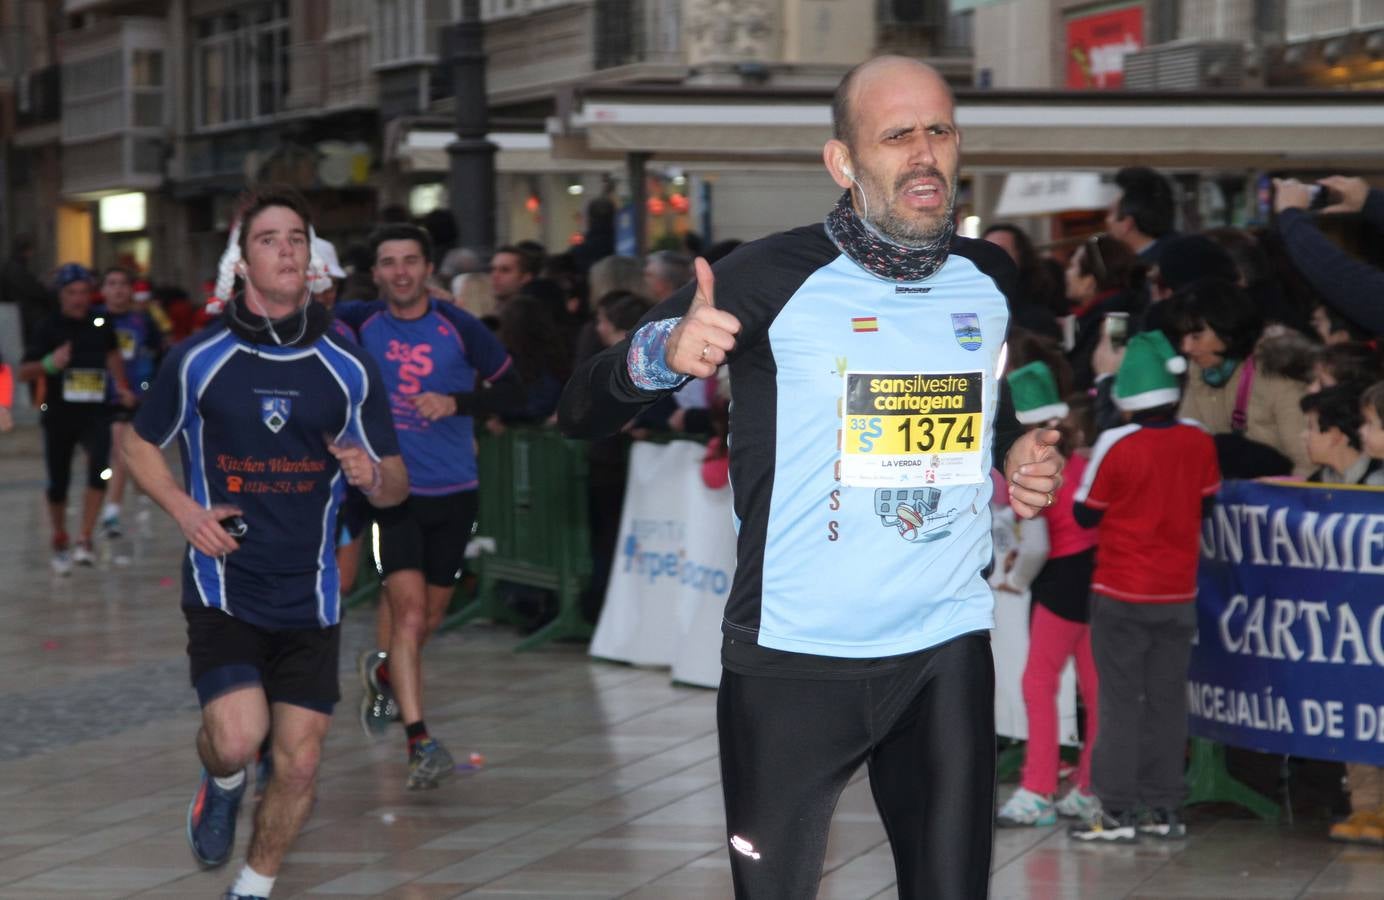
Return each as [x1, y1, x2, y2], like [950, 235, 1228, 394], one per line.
[1124, 40, 1246, 90]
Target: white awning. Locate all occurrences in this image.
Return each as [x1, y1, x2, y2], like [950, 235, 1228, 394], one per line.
[994, 172, 1119, 217]
[399, 130, 619, 175]
[554, 93, 1384, 170]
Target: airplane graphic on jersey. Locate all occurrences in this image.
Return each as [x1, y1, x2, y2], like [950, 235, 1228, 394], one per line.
[874, 487, 958, 543]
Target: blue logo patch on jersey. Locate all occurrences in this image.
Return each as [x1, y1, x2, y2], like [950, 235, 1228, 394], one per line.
[951, 313, 983, 351]
[261, 397, 291, 434]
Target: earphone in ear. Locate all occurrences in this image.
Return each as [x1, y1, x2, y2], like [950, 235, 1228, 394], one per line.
[843, 166, 854, 181]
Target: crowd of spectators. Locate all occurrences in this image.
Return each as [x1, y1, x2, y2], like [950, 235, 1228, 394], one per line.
[3, 166, 1382, 843]
[988, 167, 1384, 845]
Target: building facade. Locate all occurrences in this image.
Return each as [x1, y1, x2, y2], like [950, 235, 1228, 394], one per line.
[0, 0, 974, 290]
[966, 0, 1384, 243]
[1, 0, 1378, 289]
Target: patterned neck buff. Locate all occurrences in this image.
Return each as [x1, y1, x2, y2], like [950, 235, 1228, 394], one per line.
[824, 190, 955, 283]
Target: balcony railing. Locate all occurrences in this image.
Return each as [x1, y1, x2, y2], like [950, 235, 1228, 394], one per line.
[1286, 0, 1384, 40]
[1178, 0, 1257, 43]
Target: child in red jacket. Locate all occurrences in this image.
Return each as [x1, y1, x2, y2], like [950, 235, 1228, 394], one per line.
[1068, 331, 1221, 843]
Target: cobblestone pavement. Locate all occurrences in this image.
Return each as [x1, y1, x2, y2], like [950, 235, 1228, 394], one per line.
[0, 423, 1381, 898]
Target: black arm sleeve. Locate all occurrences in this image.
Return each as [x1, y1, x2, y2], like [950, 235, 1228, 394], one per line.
[1277, 200, 1384, 336]
[558, 335, 676, 439]
[1072, 501, 1104, 529]
[992, 377, 1023, 473]
[559, 227, 827, 440]
[451, 365, 526, 417]
[1365, 187, 1384, 232]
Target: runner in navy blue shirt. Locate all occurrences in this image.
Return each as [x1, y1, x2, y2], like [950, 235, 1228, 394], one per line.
[124, 190, 407, 900]
[96, 265, 164, 541]
[336, 223, 522, 790]
[19, 263, 134, 573]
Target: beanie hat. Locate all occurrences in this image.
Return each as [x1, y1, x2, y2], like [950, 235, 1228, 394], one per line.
[1006, 361, 1069, 424]
[1113, 330, 1188, 411]
[54, 263, 94, 289]
[1157, 234, 1238, 292]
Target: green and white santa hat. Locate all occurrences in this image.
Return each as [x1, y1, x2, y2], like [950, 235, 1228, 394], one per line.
[1006, 361, 1069, 425]
[1113, 330, 1188, 411]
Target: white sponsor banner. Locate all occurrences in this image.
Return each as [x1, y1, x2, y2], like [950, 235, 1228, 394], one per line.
[989, 506, 1080, 744]
[590, 440, 734, 688]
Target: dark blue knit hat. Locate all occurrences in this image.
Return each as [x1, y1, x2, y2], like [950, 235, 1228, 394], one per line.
[54, 263, 94, 289]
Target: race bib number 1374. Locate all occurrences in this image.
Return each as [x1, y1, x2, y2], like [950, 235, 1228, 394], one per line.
[840, 370, 985, 487]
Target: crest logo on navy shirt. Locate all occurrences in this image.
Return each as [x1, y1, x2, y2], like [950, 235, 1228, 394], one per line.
[951, 313, 983, 351]
[261, 397, 291, 433]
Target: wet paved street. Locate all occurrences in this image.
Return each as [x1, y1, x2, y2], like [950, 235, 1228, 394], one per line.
[0, 422, 1382, 898]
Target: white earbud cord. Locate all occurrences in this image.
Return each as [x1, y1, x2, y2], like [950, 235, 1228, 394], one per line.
[847, 167, 949, 254]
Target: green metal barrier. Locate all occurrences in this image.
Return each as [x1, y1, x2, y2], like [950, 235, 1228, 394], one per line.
[439, 426, 593, 650]
[1185, 737, 1281, 821]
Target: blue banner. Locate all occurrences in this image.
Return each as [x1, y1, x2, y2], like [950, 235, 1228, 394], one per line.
[1191, 480, 1384, 764]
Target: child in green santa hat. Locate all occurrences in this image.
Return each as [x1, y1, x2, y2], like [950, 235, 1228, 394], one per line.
[1067, 330, 1221, 844]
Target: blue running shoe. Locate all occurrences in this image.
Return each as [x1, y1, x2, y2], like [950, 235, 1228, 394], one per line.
[187, 769, 245, 868]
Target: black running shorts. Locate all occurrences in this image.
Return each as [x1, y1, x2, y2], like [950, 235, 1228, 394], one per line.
[374, 490, 478, 587]
[185, 606, 341, 714]
[42, 411, 112, 503]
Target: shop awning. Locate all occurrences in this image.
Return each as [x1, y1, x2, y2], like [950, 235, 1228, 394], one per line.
[397, 129, 621, 175]
[551, 86, 1384, 171]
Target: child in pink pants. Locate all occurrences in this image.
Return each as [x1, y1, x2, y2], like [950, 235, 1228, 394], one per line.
[998, 363, 1100, 827]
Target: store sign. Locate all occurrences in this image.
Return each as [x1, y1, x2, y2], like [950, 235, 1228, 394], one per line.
[1065, 3, 1144, 90]
[994, 172, 1119, 217]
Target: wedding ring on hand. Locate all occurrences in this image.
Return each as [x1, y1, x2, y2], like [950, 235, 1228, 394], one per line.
[1045, 491, 1055, 508]
[700, 344, 712, 360]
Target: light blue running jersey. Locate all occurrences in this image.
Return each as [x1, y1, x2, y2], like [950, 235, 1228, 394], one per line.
[562, 223, 1020, 661]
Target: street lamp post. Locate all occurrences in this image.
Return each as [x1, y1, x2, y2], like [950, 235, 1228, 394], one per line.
[444, 0, 498, 252]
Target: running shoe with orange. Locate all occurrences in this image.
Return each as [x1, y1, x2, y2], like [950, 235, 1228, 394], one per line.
[187, 769, 245, 867]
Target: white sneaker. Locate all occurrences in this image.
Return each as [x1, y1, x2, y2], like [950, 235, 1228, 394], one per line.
[997, 787, 1056, 827]
[51, 549, 73, 576]
[72, 542, 96, 566]
[1056, 786, 1100, 819]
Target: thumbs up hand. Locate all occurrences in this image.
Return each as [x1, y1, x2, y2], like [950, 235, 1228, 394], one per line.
[1005, 428, 1066, 520]
[665, 258, 742, 379]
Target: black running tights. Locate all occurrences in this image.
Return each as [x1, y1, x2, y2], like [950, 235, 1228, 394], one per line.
[717, 632, 996, 899]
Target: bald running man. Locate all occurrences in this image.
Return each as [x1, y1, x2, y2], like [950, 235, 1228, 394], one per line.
[560, 57, 1062, 899]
